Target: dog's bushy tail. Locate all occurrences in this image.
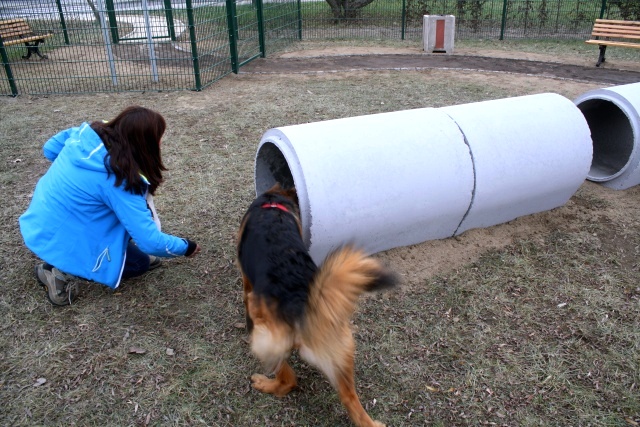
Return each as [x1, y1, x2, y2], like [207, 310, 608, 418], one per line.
[301, 246, 398, 349]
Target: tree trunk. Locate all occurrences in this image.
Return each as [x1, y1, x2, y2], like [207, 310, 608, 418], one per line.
[324, 0, 377, 20]
[85, 0, 102, 27]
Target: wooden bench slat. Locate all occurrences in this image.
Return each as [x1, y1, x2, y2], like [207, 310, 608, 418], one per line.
[592, 30, 640, 36]
[0, 19, 29, 25]
[595, 18, 640, 26]
[593, 25, 640, 34]
[1, 22, 30, 28]
[592, 28, 640, 32]
[595, 21, 640, 26]
[2, 35, 53, 46]
[594, 24, 640, 30]
[591, 31, 640, 39]
[586, 40, 640, 49]
[1, 28, 33, 36]
[2, 27, 35, 37]
[0, 21, 30, 27]
[592, 28, 640, 35]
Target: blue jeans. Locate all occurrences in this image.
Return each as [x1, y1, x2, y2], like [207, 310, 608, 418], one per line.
[122, 241, 150, 280]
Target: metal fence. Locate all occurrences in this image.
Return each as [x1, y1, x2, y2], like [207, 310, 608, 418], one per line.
[0, 0, 301, 95]
[300, 0, 629, 40]
[405, 0, 628, 40]
[0, 0, 633, 96]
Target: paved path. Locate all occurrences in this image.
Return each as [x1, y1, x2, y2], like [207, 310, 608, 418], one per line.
[240, 54, 640, 85]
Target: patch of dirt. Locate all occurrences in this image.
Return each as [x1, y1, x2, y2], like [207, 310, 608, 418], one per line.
[384, 181, 640, 286]
[275, 45, 640, 73]
[242, 51, 640, 85]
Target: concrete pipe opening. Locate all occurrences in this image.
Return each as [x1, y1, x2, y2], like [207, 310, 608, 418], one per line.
[577, 98, 634, 181]
[255, 142, 295, 192]
[255, 139, 312, 247]
[574, 83, 640, 190]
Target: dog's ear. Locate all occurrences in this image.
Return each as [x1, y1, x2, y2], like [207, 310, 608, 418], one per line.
[283, 186, 298, 206]
[268, 182, 283, 193]
[266, 183, 298, 206]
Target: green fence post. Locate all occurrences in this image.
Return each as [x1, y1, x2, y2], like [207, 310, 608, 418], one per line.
[105, 0, 119, 44]
[226, 0, 239, 73]
[256, 0, 266, 57]
[401, 0, 406, 40]
[55, 0, 70, 45]
[599, 0, 607, 19]
[499, 0, 508, 40]
[297, 0, 302, 40]
[0, 40, 18, 97]
[185, 0, 202, 90]
[164, 0, 177, 41]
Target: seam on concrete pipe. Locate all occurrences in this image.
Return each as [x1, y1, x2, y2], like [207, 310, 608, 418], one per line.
[446, 116, 478, 237]
[255, 108, 474, 264]
[574, 82, 640, 190]
[440, 93, 593, 235]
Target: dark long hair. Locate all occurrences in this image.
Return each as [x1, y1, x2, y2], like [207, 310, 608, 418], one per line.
[91, 106, 167, 195]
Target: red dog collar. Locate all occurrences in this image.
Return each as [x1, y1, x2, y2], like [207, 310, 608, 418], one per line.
[261, 202, 289, 213]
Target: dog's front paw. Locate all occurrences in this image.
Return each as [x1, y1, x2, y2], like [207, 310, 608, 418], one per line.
[251, 373, 283, 395]
[250, 373, 270, 390]
[372, 422, 386, 427]
[250, 373, 296, 397]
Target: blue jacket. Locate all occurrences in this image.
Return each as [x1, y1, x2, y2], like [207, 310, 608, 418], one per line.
[19, 123, 190, 289]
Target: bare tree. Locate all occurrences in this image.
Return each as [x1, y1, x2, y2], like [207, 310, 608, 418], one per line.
[611, 0, 640, 20]
[325, 0, 376, 20]
[86, 0, 102, 25]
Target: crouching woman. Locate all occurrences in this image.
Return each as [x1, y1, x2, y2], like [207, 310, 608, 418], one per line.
[19, 106, 201, 306]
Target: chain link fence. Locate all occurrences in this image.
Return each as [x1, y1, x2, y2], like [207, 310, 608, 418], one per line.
[0, 0, 301, 95]
[404, 0, 629, 39]
[300, 0, 629, 40]
[0, 0, 634, 96]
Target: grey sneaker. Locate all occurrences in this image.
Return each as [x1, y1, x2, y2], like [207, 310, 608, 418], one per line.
[35, 263, 78, 306]
[148, 255, 162, 271]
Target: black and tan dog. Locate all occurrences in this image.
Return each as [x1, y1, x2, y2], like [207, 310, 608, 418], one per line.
[236, 183, 398, 427]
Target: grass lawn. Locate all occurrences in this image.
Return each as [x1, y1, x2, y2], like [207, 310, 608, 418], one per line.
[1, 39, 638, 426]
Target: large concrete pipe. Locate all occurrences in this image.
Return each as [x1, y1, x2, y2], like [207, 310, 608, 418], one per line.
[255, 108, 474, 263]
[255, 94, 593, 263]
[574, 82, 640, 190]
[441, 93, 593, 235]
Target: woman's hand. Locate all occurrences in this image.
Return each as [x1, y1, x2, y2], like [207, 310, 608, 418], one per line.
[187, 243, 201, 258]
